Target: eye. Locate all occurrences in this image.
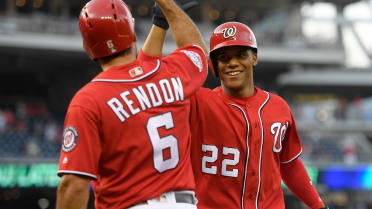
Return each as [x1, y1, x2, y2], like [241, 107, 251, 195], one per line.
[238, 51, 249, 59]
[217, 54, 230, 63]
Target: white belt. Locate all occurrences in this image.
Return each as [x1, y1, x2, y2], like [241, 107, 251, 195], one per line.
[132, 190, 197, 207]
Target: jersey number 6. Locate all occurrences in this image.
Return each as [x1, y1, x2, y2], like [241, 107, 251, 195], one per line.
[147, 112, 179, 173]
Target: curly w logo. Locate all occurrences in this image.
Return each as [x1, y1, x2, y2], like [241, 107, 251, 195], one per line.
[221, 26, 237, 39]
[271, 121, 289, 153]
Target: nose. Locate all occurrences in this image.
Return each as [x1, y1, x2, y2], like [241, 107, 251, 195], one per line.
[227, 56, 239, 67]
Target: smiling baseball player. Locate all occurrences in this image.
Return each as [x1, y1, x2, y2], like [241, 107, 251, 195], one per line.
[189, 22, 328, 209]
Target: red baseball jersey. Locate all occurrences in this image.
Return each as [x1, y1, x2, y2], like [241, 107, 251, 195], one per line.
[190, 87, 302, 209]
[58, 45, 207, 209]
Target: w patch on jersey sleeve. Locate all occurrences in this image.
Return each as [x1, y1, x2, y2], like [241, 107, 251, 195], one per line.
[181, 50, 203, 72]
[62, 126, 79, 152]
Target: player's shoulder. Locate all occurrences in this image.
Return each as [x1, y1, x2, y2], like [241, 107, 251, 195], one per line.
[191, 87, 224, 111]
[175, 45, 206, 64]
[168, 44, 205, 60]
[192, 87, 224, 105]
[162, 45, 208, 81]
[174, 44, 205, 56]
[267, 91, 285, 102]
[69, 82, 99, 107]
[195, 86, 219, 97]
[265, 89, 291, 109]
[191, 87, 213, 99]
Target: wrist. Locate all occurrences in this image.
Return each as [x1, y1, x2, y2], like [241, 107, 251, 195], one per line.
[152, 16, 169, 30]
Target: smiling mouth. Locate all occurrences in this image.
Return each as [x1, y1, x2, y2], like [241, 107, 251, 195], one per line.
[226, 71, 241, 76]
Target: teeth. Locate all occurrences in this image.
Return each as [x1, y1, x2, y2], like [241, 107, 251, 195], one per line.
[228, 71, 240, 76]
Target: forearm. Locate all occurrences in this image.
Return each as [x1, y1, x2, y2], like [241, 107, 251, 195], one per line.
[142, 25, 167, 57]
[280, 158, 324, 209]
[56, 175, 91, 209]
[155, 0, 208, 54]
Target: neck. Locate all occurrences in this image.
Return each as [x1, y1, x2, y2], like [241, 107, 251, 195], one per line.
[99, 44, 137, 71]
[222, 85, 255, 98]
[100, 54, 136, 72]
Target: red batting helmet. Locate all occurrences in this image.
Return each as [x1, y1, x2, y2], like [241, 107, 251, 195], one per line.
[209, 22, 258, 76]
[79, 0, 135, 60]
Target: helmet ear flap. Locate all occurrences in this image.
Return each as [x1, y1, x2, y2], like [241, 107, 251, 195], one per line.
[208, 58, 217, 77]
[208, 52, 219, 77]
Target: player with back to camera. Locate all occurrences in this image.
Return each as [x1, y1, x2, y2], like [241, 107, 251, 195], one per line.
[55, 0, 208, 209]
[146, 7, 329, 209]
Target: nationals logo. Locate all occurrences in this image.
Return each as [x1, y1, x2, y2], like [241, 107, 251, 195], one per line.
[62, 126, 79, 152]
[270, 121, 289, 153]
[221, 26, 237, 39]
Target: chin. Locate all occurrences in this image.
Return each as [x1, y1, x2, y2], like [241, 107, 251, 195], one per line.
[224, 84, 245, 92]
[225, 79, 244, 87]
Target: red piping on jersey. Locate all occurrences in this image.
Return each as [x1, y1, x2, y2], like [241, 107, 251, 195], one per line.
[91, 59, 161, 83]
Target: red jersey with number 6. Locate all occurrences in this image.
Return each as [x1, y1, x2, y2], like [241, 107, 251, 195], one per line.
[58, 45, 207, 209]
[190, 87, 302, 209]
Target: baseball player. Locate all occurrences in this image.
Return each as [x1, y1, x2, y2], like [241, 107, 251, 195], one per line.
[145, 4, 328, 207]
[55, 0, 207, 209]
[189, 22, 328, 209]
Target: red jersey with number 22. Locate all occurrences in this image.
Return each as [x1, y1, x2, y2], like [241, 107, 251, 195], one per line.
[58, 45, 207, 209]
[190, 87, 302, 209]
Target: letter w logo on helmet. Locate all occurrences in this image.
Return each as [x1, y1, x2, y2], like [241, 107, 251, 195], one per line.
[221, 26, 237, 39]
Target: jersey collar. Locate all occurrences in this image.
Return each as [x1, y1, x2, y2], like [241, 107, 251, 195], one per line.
[217, 86, 269, 107]
[91, 59, 160, 83]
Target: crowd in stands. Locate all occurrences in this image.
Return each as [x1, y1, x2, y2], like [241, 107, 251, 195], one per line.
[0, 101, 63, 159]
[291, 95, 372, 165]
[292, 95, 372, 123]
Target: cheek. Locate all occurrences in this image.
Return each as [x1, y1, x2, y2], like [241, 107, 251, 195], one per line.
[217, 61, 224, 69]
[217, 62, 225, 74]
[241, 57, 252, 66]
[217, 69, 224, 78]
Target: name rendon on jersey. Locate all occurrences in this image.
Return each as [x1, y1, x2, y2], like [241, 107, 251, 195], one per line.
[107, 77, 184, 122]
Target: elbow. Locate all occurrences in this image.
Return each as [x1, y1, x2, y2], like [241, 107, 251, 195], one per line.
[57, 174, 90, 197]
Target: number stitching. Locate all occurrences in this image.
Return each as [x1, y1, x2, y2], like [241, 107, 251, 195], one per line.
[202, 144, 240, 177]
[146, 112, 179, 173]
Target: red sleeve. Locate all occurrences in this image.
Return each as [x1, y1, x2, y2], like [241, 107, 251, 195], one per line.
[58, 93, 102, 179]
[162, 45, 208, 95]
[279, 112, 302, 163]
[280, 158, 325, 209]
[137, 48, 162, 61]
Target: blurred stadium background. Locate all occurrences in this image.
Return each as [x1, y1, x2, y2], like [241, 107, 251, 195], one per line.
[0, 0, 372, 208]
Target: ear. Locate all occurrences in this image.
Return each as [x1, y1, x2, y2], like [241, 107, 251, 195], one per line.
[252, 53, 258, 67]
